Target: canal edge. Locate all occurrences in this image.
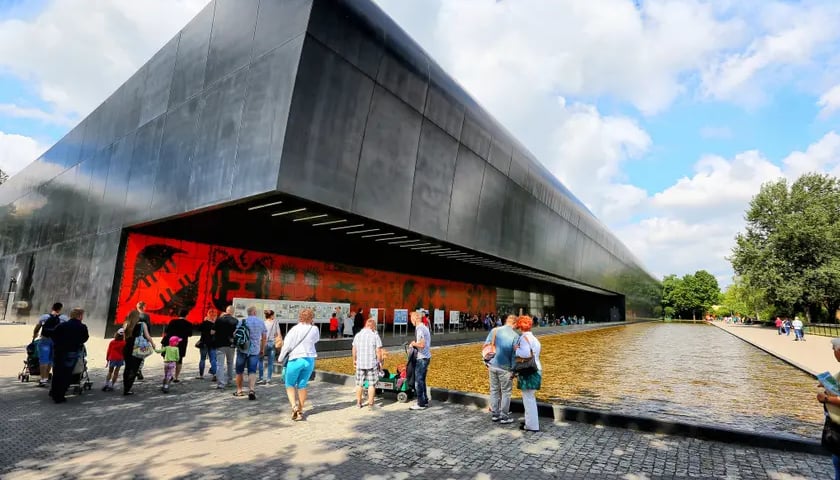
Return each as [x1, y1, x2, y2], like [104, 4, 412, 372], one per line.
[313, 370, 826, 456]
[709, 322, 818, 378]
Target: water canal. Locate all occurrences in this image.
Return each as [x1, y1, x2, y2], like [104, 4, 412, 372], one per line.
[318, 322, 823, 440]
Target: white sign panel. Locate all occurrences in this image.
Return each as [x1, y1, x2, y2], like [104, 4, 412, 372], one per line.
[232, 298, 350, 324]
[449, 310, 461, 325]
[434, 309, 445, 326]
[370, 308, 380, 324]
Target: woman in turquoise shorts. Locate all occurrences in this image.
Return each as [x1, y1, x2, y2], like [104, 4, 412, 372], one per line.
[278, 308, 320, 421]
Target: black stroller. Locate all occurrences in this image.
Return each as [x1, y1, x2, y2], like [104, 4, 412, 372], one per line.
[67, 346, 93, 395]
[18, 341, 40, 382]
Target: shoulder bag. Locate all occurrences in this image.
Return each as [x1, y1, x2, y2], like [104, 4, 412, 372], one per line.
[278, 325, 314, 371]
[271, 318, 284, 350]
[132, 326, 153, 359]
[481, 328, 498, 364]
[514, 334, 538, 376]
[823, 407, 840, 455]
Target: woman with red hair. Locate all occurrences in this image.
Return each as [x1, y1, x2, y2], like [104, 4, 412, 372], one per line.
[514, 315, 542, 432]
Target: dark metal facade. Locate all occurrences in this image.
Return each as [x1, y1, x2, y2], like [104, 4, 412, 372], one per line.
[0, 0, 659, 336]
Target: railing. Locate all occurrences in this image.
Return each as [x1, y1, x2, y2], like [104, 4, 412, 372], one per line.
[805, 323, 840, 338]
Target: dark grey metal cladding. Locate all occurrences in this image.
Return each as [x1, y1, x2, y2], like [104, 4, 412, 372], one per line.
[169, 1, 215, 108]
[447, 146, 485, 248]
[376, 42, 429, 113]
[424, 74, 465, 140]
[474, 165, 508, 255]
[461, 112, 492, 160]
[488, 137, 513, 175]
[306, 0, 384, 78]
[253, 0, 312, 59]
[353, 86, 422, 228]
[125, 116, 166, 225]
[152, 96, 201, 215]
[204, 0, 259, 88]
[409, 120, 458, 239]
[279, 38, 374, 211]
[232, 35, 304, 197]
[138, 35, 179, 127]
[99, 132, 135, 233]
[187, 68, 248, 209]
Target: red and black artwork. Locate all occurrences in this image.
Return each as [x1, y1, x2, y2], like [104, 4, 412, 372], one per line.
[115, 233, 497, 325]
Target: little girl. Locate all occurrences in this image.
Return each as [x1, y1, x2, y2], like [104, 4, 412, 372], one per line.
[156, 336, 182, 393]
[103, 328, 126, 392]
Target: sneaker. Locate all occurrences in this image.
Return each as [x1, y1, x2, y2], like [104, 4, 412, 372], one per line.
[215, 384, 226, 390]
[211, 376, 217, 383]
[172, 379, 180, 383]
[491, 415, 500, 422]
[194, 376, 204, 380]
[499, 417, 515, 424]
[136, 372, 144, 381]
[409, 404, 428, 411]
[248, 390, 256, 401]
[256, 379, 266, 385]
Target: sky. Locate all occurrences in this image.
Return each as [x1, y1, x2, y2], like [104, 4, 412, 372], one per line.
[2, 0, 840, 287]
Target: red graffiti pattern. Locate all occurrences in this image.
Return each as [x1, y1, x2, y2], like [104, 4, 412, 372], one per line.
[116, 233, 496, 325]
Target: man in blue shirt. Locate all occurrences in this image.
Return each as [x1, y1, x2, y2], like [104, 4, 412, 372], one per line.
[32, 302, 68, 387]
[409, 311, 432, 410]
[484, 315, 518, 423]
[234, 306, 267, 400]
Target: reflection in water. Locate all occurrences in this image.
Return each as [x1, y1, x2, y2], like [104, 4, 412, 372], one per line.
[318, 323, 823, 439]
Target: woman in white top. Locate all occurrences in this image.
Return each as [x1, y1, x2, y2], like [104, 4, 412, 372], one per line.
[278, 308, 320, 421]
[514, 315, 542, 432]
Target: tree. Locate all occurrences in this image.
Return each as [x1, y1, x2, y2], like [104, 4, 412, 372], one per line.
[661, 271, 720, 319]
[719, 275, 772, 320]
[0, 168, 7, 185]
[731, 173, 840, 322]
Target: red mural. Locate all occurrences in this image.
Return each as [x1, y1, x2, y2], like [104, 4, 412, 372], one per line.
[115, 233, 497, 325]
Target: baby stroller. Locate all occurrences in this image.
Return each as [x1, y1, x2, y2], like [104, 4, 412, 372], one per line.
[67, 346, 93, 395]
[365, 343, 417, 403]
[18, 340, 40, 382]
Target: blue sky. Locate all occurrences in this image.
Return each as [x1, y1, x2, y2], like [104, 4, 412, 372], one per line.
[2, 0, 840, 287]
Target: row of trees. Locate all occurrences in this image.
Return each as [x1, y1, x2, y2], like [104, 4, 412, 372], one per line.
[730, 173, 840, 323]
[661, 270, 720, 319]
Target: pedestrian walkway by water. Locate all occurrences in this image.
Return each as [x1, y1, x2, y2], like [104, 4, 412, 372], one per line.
[0, 362, 832, 479]
[712, 321, 833, 375]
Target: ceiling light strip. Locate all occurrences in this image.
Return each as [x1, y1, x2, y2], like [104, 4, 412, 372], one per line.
[361, 232, 394, 239]
[381, 237, 412, 243]
[347, 228, 380, 235]
[271, 207, 306, 216]
[313, 219, 346, 227]
[331, 223, 364, 231]
[401, 242, 430, 248]
[248, 200, 283, 211]
[293, 214, 328, 222]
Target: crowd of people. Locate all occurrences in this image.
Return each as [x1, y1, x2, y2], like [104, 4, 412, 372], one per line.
[462, 312, 585, 331]
[29, 301, 544, 431]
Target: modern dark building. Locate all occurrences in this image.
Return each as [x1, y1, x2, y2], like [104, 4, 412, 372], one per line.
[0, 0, 660, 337]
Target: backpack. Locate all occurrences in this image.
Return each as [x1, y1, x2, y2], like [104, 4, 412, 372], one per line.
[41, 314, 61, 338]
[233, 319, 250, 352]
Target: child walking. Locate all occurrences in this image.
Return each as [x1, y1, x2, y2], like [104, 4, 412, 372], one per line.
[156, 336, 182, 393]
[103, 328, 126, 392]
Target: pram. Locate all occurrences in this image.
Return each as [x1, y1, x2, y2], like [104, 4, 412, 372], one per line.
[17, 340, 40, 382]
[365, 343, 417, 403]
[67, 346, 93, 395]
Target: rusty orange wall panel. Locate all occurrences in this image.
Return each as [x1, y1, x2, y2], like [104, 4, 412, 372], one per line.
[115, 233, 496, 325]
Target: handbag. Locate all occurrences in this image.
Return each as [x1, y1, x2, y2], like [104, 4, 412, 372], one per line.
[132, 330, 153, 359]
[822, 411, 840, 455]
[514, 335, 538, 376]
[271, 318, 284, 350]
[481, 328, 497, 364]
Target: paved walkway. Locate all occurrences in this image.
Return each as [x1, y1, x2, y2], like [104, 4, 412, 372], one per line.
[0, 326, 835, 479]
[712, 322, 833, 376]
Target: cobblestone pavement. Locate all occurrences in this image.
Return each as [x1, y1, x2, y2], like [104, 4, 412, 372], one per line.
[0, 359, 833, 480]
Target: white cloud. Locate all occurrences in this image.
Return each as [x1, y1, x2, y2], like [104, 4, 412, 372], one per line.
[782, 131, 840, 178]
[0, 0, 207, 118]
[701, 2, 840, 104]
[0, 131, 46, 176]
[818, 84, 840, 119]
[0, 104, 75, 126]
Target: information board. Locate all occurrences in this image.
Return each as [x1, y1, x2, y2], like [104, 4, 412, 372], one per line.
[449, 310, 460, 325]
[393, 309, 408, 325]
[232, 298, 350, 324]
[434, 309, 445, 326]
